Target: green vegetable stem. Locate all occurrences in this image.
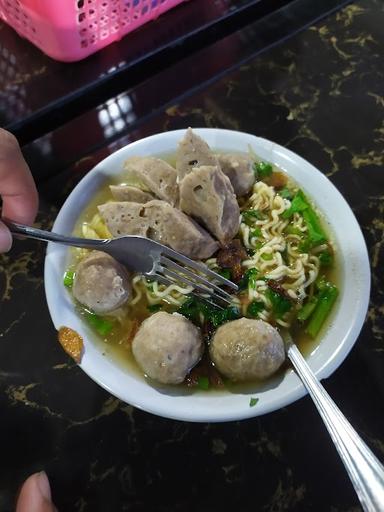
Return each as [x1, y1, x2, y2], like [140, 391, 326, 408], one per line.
[85, 312, 114, 336]
[306, 283, 339, 338]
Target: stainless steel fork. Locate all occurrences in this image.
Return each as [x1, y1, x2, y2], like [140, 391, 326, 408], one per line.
[6, 220, 237, 307]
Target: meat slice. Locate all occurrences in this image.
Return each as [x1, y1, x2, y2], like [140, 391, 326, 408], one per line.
[176, 127, 219, 181]
[98, 200, 219, 260]
[110, 185, 153, 203]
[144, 200, 219, 259]
[73, 251, 132, 314]
[124, 156, 178, 206]
[217, 153, 255, 196]
[179, 165, 240, 245]
[98, 202, 149, 237]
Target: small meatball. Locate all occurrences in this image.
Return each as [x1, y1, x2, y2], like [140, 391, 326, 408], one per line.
[124, 156, 178, 206]
[217, 153, 255, 196]
[132, 312, 203, 384]
[110, 185, 153, 203]
[210, 318, 285, 381]
[176, 127, 219, 181]
[179, 165, 240, 245]
[73, 251, 131, 314]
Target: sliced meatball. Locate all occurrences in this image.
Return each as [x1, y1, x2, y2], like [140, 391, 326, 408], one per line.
[98, 202, 149, 237]
[110, 185, 153, 203]
[210, 318, 285, 381]
[124, 156, 178, 206]
[176, 127, 219, 181]
[98, 200, 219, 260]
[132, 312, 203, 384]
[217, 153, 255, 196]
[179, 165, 240, 245]
[144, 200, 219, 259]
[73, 251, 131, 314]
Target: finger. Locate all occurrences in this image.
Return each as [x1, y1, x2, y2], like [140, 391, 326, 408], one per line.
[0, 220, 12, 252]
[16, 472, 57, 512]
[0, 128, 38, 224]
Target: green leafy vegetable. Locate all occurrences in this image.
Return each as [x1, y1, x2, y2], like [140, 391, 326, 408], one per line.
[250, 227, 262, 238]
[279, 187, 294, 200]
[267, 288, 292, 318]
[242, 209, 263, 225]
[247, 301, 264, 318]
[282, 189, 327, 247]
[319, 250, 333, 266]
[306, 282, 339, 338]
[254, 161, 273, 178]
[238, 268, 259, 291]
[285, 224, 302, 236]
[261, 253, 273, 261]
[249, 397, 259, 407]
[177, 297, 202, 324]
[302, 209, 327, 245]
[197, 376, 210, 390]
[282, 189, 308, 219]
[297, 297, 318, 322]
[209, 307, 240, 328]
[63, 271, 75, 288]
[147, 304, 163, 312]
[217, 268, 231, 280]
[85, 312, 114, 336]
[177, 297, 239, 328]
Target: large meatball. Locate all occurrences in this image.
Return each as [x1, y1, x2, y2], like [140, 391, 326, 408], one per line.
[73, 251, 131, 314]
[210, 318, 285, 381]
[132, 312, 203, 385]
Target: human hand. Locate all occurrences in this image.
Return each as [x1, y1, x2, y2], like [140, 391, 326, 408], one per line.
[0, 128, 38, 252]
[16, 472, 57, 512]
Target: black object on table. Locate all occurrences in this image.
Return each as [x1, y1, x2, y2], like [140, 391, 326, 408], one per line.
[1, 0, 384, 511]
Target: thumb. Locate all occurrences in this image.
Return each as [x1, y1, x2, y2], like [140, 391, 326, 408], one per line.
[16, 472, 57, 512]
[0, 220, 12, 253]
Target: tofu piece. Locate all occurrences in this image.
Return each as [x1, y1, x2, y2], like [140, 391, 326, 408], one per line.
[124, 156, 178, 206]
[179, 165, 240, 245]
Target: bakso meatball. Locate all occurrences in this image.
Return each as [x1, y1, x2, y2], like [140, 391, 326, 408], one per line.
[210, 318, 285, 381]
[217, 153, 255, 196]
[73, 251, 131, 314]
[132, 312, 203, 385]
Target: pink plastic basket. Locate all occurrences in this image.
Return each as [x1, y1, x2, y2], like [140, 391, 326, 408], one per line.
[0, 0, 187, 62]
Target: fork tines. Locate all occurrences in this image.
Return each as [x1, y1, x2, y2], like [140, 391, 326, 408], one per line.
[147, 248, 238, 308]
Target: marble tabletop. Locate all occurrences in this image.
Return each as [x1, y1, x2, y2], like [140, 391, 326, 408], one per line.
[1, 0, 383, 510]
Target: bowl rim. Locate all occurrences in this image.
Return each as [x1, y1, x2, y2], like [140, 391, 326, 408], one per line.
[44, 128, 371, 422]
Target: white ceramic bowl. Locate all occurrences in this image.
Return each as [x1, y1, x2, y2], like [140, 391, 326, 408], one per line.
[44, 128, 370, 422]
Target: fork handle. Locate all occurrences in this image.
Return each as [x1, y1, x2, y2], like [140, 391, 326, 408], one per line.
[4, 220, 108, 250]
[288, 344, 384, 512]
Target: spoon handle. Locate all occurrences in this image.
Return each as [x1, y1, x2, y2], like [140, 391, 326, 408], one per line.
[288, 344, 384, 512]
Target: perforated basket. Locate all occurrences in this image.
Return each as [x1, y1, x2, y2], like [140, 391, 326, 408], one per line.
[0, 0, 187, 62]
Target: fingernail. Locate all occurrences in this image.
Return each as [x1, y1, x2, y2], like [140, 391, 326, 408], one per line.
[0, 223, 12, 252]
[36, 471, 52, 501]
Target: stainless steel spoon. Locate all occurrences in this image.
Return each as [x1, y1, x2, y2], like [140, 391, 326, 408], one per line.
[285, 335, 384, 512]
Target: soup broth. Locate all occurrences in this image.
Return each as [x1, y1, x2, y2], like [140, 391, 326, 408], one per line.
[66, 150, 340, 393]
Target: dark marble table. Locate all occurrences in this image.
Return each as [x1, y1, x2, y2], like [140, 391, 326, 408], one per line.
[1, 0, 383, 510]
